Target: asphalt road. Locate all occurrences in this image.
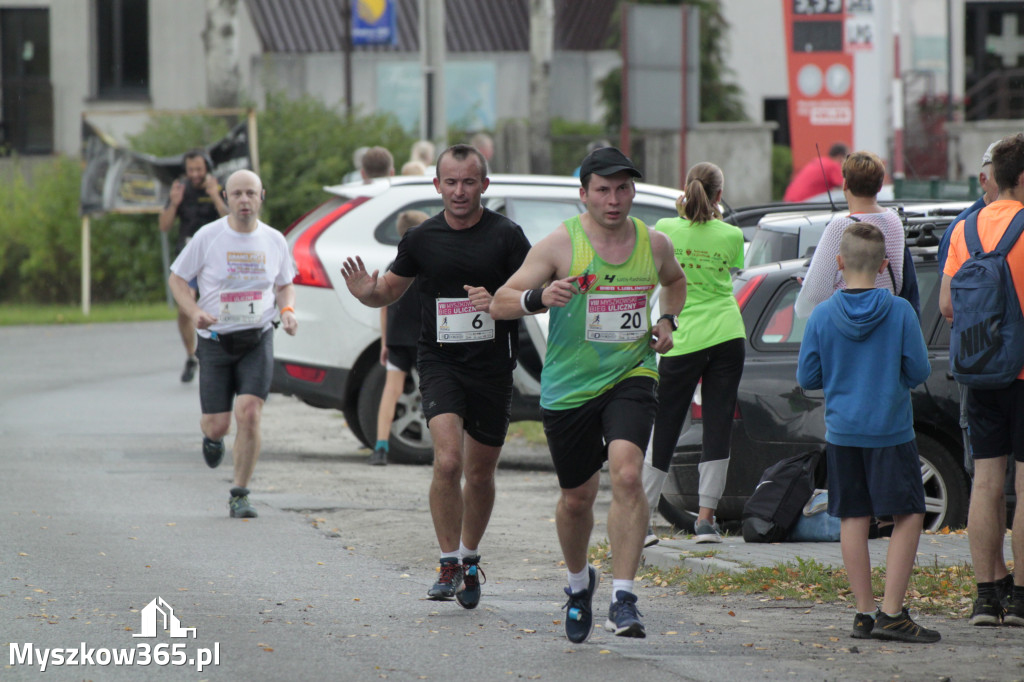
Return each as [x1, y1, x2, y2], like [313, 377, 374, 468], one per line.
[2, 321, 1022, 681]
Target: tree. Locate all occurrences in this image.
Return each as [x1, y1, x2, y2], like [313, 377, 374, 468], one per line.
[528, 0, 555, 174]
[204, 0, 241, 108]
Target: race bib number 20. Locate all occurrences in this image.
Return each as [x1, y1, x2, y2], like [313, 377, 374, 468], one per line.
[436, 298, 495, 342]
[586, 294, 648, 343]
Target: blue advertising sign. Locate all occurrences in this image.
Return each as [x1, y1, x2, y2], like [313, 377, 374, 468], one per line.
[351, 0, 397, 46]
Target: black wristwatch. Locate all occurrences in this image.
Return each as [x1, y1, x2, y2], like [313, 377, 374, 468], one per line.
[657, 314, 679, 331]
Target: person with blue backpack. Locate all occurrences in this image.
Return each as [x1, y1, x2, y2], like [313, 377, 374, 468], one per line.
[939, 133, 1024, 627]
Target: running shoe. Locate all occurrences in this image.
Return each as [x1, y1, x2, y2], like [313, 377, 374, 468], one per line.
[604, 590, 646, 638]
[969, 596, 1004, 626]
[202, 437, 225, 468]
[228, 487, 258, 518]
[368, 447, 388, 466]
[456, 555, 486, 609]
[693, 518, 722, 544]
[181, 356, 198, 383]
[562, 566, 599, 643]
[851, 612, 875, 639]
[427, 558, 463, 600]
[995, 573, 1014, 610]
[644, 527, 659, 547]
[1004, 596, 1024, 627]
[871, 608, 940, 643]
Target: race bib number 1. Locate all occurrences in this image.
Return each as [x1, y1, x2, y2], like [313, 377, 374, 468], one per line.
[586, 294, 648, 343]
[219, 291, 262, 325]
[436, 298, 495, 342]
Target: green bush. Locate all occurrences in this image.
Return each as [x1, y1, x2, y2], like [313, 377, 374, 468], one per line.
[771, 144, 793, 201]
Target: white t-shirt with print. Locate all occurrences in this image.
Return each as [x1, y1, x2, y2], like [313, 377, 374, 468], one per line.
[170, 217, 296, 338]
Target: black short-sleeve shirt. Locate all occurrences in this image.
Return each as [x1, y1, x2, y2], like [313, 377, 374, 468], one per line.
[170, 180, 221, 253]
[390, 208, 531, 375]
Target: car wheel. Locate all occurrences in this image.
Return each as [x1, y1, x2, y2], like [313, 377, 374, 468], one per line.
[656, 496, 697, 533]
[917, 432, 970, 531]
[356, 363, 434, 465]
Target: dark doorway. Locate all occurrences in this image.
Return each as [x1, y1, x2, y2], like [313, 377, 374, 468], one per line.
[1, 8, 53, 154]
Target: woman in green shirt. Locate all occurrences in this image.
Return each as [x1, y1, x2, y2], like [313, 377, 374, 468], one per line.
[644, 162, 746, 543]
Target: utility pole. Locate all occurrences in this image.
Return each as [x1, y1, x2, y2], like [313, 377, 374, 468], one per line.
[420, 0, 446, 145]
[528, 0, 553, 174]
[203, 0, 240, 108]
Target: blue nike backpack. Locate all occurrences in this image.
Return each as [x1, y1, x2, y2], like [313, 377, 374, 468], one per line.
[949, 209, 1024, 389]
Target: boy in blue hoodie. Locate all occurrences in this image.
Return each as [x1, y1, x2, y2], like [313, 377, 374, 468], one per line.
[797, 222, 939, 643]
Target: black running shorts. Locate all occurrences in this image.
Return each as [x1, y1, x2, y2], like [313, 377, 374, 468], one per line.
[418, 361, 513, 447]
[196, 329, 273, 414]
[543, 376, 658, 490]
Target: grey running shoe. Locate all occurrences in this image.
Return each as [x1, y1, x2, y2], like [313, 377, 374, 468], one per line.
[644, 527, 659, 547]
[181, 356, 198, 383]
[1004, 596, 1024, 627]
[427, 558, 463, 600]
[871, 608, 940, 643]
[693, 518, 722, 544]
[563, 566, 599, 643]
[604, 590, 646, 638]
[851, 612, 875, 639]
[368, 447, 388, 466]
[969, 596, 1004, 626]
[202, 437, 225, 468]
[228, 487, 258, 518]
[456, 555, 486, 609]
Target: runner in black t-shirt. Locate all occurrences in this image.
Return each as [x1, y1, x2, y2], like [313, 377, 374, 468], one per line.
[159, 149, 228, 383]
[342, 144, 531, 610]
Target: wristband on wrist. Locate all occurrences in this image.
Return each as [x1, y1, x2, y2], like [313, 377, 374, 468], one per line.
[521, 288, 546, 314]
[280, 306, 295, 315]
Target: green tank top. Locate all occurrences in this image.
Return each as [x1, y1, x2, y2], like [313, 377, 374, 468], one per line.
[540, 215, 659, 410]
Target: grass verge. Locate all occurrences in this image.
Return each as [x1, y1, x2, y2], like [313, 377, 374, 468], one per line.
[0, 303, 176, 326]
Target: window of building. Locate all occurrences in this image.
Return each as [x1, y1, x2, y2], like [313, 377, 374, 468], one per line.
[96, 0, 149, 99]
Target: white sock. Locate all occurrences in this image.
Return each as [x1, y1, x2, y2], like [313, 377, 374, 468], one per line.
[459, 542, 478, 561]
[440, 550, 459, 561]
[611, 579, 634, 604]
[567, 566, 590, 594]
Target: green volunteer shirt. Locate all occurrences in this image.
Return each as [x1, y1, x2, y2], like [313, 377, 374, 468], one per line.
[655, 216, 745, 355]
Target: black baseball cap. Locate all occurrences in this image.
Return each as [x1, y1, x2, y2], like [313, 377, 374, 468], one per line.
[579, 147, 642, 184]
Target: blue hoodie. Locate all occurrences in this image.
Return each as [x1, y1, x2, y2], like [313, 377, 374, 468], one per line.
[796, 288, 931, 447]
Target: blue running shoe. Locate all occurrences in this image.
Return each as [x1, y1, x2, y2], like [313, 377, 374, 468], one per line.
[604, 590, 646, 638]
[562, 566, 599, 643]
[456, 555, 486, 609]
[427, 558, 463, 600]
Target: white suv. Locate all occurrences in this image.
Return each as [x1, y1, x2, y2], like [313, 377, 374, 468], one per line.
[271, 174, 683, 463]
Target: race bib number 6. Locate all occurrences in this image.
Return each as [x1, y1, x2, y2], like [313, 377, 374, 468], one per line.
[219, 291, 262, 325]
[436, 298, 495, 342]
[586, 294, 648, 343]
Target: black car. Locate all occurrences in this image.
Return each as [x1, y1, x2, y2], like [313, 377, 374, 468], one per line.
[658, 242, 974, 532]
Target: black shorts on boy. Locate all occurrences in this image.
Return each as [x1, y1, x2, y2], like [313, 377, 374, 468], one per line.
[825, 440, 926, 518]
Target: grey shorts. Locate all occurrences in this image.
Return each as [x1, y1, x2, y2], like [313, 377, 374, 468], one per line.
[196, 329, 273, 414]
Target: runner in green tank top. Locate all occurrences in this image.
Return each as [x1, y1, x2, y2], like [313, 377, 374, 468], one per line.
[541, 214, 659, 410]
[491, 147, 686, 643]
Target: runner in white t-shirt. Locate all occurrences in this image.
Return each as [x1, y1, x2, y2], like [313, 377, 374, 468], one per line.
[169, 170, 297, 519]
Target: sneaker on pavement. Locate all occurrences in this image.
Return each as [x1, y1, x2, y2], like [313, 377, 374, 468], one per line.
[202, 437, 225, 469]
[693, 518, 722, 544]
[871, 608, 940, 643]
[1004, 596, 1024, 627]
[427, 558, 463, 601]
[969, 596, 1004, 626]
[181, 356, 198, 383]
[562, 566, 599, 643]
[368, 447, 388, 466]
[604, 590, 646, 638]
[851, 612, 875, 639]
[995, 574, 1014, 610]
[644, 527, 659, 547]
[228, 487, 258, 518]
[456, 555, 486, 609]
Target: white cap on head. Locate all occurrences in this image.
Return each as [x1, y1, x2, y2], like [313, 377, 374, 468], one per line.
[981, 141, 1000, 167]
